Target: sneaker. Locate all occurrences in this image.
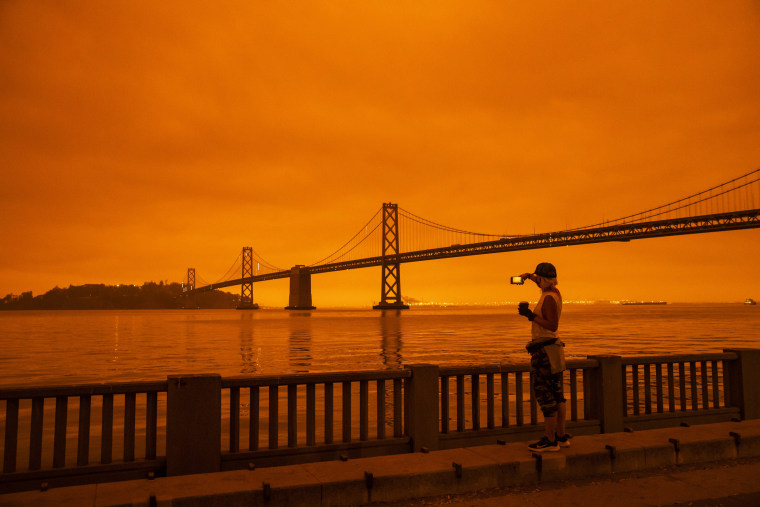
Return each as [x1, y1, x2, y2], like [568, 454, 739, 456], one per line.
[556, 433, 571, 447]
[528, 436, 559, 452]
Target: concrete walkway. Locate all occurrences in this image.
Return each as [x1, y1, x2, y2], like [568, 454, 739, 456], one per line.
[2, 420, 759, 506]
[375, 457, 760, 506]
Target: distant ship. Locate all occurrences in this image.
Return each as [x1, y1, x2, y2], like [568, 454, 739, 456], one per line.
[745, 298, 757, 305]
[619, 301, 667, 305]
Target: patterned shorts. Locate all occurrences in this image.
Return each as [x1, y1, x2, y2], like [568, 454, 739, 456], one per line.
[531, 348, 566, 417]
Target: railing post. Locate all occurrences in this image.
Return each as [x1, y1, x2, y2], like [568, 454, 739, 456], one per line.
[404, 364, 440, 452]
[166, 374, 221, 476]
[585, 356, 624, 433]
[723, 349, 760, 420]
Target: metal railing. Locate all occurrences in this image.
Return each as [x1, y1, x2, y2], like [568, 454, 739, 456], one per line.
[622, 352, 740, 427]
[0, 381, 166, 492]
[220, 370, 411, 470]
[438, 360, 596, 433]
[1, 349, 758, 493]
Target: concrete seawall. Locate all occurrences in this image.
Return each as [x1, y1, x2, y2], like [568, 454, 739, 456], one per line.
[3, 419, 759, 506]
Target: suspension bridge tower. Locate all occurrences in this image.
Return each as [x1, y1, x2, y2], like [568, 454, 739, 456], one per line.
[373, 203, 410, 310]
[180, 268, 198, 309]
[237, 247, 259, 310]
[184, 268, 195, 292]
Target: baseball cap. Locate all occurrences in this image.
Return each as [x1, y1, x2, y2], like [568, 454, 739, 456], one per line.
[534, 262, 557, 278]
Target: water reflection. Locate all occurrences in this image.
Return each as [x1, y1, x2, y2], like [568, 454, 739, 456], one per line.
[288, 311, 312, 372]
[380, 310, 403, 368]
[239, 312, 260, 374]
[112, 315, 120, 364]
[4, 306, 757, 386]
[183, 313, 197, 355]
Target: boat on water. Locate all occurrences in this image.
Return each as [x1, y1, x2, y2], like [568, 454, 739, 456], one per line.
[745, 298, 757, 305]
[619, 301, 667, 305]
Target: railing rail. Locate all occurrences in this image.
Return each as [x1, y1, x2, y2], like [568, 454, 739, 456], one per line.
[221, 370, 411, 387]
[0, 381, 167, 400]
[621, 352, 738, 365]
[1, 349, 758, 493]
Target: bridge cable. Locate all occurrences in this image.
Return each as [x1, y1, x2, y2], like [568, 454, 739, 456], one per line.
[249, 248, 284, 273]
[568, 169, 760, 231]
[308, 208, 382, 266]
[398, 207, 517, 238]
[210, 253, 243, 284]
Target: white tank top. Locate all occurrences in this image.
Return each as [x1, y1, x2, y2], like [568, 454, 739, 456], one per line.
[531, 289, 562, 341]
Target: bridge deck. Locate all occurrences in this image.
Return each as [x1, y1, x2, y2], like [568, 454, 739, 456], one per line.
[192, 209, 760, 292]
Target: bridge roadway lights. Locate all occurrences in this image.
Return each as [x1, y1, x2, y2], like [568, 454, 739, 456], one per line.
[285, 265, 316, 310]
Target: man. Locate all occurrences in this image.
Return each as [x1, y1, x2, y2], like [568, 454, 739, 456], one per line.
[518, 262, 570, 452]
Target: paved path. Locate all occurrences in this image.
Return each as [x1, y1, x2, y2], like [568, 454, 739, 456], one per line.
[373, 457, 760, 506]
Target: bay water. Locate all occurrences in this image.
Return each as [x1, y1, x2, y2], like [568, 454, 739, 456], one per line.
[1, 304, 758, 387]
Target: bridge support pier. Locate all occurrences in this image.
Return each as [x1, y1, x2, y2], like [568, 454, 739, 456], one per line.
[237, 247, 259, 310]
[285, 265, 316, 310]
[373, 203, 409, 310]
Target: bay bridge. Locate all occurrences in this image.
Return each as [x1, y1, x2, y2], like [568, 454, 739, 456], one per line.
[183, 169, 760, 310]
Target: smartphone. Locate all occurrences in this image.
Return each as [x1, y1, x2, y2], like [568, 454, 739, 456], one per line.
[510, 276, 524, 285]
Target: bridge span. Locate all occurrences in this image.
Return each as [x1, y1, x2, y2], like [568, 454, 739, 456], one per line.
[184, 169, 760, 309]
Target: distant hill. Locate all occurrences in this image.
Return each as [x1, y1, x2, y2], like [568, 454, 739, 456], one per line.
[0, 282, 239, 310]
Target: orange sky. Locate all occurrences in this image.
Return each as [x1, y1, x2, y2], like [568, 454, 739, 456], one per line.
[1, 1, 759, 306]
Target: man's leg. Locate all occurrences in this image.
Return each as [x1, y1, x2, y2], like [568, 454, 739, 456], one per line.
[556, 401, 566, 436]
[544, 415, 557, 440]
[535, 373, 558, 440]
[529, 352, 561, 450]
